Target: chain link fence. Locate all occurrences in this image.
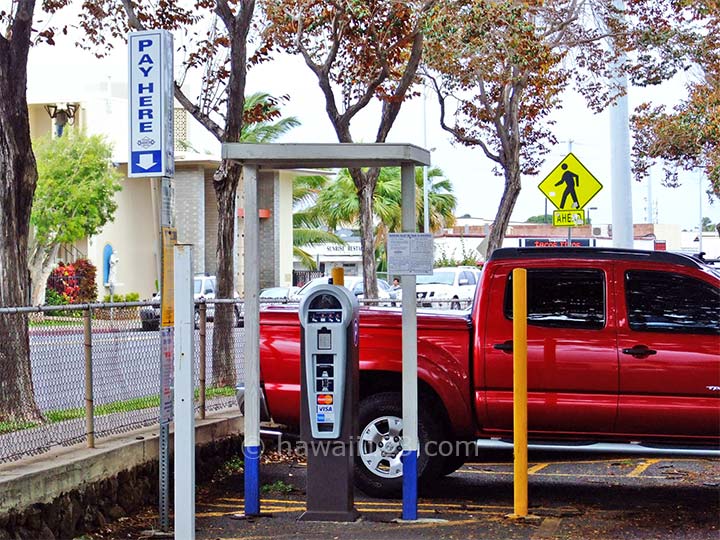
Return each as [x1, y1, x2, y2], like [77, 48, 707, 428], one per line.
[0, 294, 468, 463]
[0, 299, 244, 464]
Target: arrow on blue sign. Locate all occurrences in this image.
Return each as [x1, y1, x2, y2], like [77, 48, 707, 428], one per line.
[131, 150, 162, 174]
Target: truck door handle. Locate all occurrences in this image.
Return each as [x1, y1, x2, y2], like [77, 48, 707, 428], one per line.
[622, 345, 657, 357]
[493, 341, 513, 353]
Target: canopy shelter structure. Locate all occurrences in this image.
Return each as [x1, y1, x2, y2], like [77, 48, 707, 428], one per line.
[221, 143, 431, 520]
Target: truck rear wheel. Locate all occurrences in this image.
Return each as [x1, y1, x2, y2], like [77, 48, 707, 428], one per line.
[355, 392, 445, 498]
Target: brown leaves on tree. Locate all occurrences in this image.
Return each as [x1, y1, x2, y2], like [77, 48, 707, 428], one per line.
[629, 0, 719, 199]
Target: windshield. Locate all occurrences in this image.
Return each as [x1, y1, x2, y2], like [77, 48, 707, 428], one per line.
[417, 271, 455, 285]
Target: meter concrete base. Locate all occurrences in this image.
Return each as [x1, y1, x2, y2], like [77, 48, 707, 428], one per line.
[298, 443, 359, 522]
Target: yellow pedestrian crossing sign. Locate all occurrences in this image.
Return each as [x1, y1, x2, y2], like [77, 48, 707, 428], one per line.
[538, 152, 603, 210]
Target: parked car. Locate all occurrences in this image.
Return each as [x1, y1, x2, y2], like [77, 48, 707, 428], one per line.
[415, 266, 481, 309]
[253, 247, 720, 497]
[291, 276, 396, 306]
[260, 286, 300, 305]
[139, 274, 242, 330]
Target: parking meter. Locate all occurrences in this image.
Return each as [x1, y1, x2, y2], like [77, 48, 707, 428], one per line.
[298, 283, 359, 521]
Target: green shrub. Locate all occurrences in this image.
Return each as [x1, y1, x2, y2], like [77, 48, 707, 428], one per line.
[102, 292, 140, 303]
[45, 288, 66, 306]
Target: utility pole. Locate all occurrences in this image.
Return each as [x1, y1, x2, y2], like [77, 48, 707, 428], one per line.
[610, 0, 634, 248]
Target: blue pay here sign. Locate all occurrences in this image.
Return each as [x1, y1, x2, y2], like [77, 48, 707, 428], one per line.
[128, 30, 174, 178]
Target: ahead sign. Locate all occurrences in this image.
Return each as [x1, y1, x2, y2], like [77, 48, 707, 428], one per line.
[128, 30, 174, 178]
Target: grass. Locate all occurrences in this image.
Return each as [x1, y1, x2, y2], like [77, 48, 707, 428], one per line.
[214, 454, 245, 482]
[29, 318, 83, 328]
[0, 420, 40, 435]
[261, 480, 294, 494]
[5, 386, 236, 429]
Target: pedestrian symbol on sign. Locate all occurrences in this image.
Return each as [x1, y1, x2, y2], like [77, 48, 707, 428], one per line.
[555, 163, 580, 209]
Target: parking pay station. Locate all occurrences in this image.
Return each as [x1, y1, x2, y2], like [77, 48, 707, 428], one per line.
[298, 283, 360, 521]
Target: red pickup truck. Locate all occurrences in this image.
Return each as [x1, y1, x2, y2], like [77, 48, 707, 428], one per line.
[257, 248, 720, 496]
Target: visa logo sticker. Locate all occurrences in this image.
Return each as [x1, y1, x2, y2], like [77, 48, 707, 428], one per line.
[317, 405, 334, 413]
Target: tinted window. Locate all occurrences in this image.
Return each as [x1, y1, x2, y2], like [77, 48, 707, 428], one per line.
[461, 271, 476, 285]
[504, 269, 605, 329]
[625, 271, 720, 335]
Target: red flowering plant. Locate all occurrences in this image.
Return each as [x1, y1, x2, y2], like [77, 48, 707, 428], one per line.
[47, 262, 81, 304]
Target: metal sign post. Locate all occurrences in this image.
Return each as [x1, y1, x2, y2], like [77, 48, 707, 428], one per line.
[174, 245, 195, 539]
[387, 164, 434, 521]
[243, 164, 261, 517]
[128, 29, 175, 534]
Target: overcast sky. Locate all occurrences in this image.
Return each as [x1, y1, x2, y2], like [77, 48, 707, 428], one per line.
[27, 24, 719, 231]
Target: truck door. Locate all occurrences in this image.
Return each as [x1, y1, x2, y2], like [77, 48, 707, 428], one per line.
[482, 264, 619, 435]
[615, 264, 720, 438]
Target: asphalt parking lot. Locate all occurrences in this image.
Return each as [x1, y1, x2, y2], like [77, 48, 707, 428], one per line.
[95, 449, 720, 540]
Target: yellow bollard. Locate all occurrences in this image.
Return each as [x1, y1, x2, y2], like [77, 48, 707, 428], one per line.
[512, 268, 528, 518]
[331, 267, 344, 287]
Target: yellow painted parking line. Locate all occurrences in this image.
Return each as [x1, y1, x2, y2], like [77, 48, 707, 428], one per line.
[528, 463, 549, 475]
[461, 457, 715, 469]
[459, 468, 667, 480]
[628, 458, 662, 478]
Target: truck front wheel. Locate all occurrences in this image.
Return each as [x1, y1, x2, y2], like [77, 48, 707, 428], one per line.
[355, 392, 445, 498]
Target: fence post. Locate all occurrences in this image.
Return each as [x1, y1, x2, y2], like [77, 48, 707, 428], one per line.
[199, 302, 207, 419]
[83, 307, 95, 448]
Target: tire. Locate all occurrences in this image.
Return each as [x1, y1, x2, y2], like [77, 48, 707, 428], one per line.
[194, 310, 200, 329]
[440, 448, 467, 476]
[234, 306, 243, 328]
[355, 392, 445, 498]
[141, 320, 158, 331]
[450, 297, 461, 310]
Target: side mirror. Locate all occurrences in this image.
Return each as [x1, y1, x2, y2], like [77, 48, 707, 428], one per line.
[459, 278, 469, 286]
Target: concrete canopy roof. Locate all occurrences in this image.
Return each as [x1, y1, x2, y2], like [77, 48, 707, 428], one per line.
[221, 143, 431, 169]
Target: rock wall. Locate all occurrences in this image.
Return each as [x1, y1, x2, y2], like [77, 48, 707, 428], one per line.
[0, 435, 242, 540]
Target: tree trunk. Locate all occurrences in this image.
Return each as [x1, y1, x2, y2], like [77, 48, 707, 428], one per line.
[349, 168, 380, 299]
[486, 165, 522, 258]
[211, 159, 240, 388]
[0, 3, 43, 422]
[29, 241, 60, 306]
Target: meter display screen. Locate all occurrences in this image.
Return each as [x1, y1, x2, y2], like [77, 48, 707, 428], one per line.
[309, 310, 343, 323]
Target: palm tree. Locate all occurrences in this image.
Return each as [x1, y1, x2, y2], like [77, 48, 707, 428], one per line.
[241, 92, 300, 142]
[307, 167, 457, 273]
[292, 174, 345, 270]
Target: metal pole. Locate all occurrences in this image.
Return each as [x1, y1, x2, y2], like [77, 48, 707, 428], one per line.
[610, 0, 633, 248]
[174, 244, 195, 539]
[400, 163, 418, 521]
[158, 175, 175, 534]
[512, 268, 528, 518]
[199, 302, 207, 420]
[83, 308, 94, 449]
[422, 86, 430, 234]
[243, 164, 261, 516]
[698, 171, 704, 254]
[566, 140, 573, 246]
